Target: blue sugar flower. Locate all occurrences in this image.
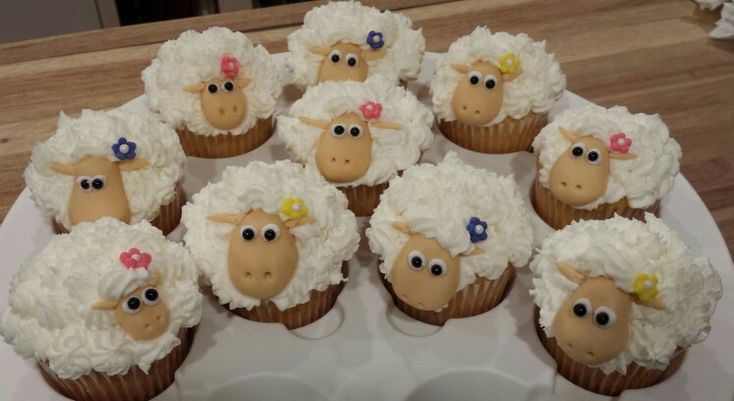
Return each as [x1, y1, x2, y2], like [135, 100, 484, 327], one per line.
[112, 137, 137, 160]
[366, 31, 384, 50]
[466, 216, 488, 243]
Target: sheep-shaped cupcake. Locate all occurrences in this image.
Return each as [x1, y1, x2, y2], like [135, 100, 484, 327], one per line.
[431, 26, 565, 153]
[277, 76, 433, 216]
[24, 109, 185, 234]
[0, 218, 202, 401]
[182, 160, 359, 329]
[367, 152, 533, 325]
[530, 215, 722, 395]
[287, 1, 425, 88]
[143, 26, 282, 158]
[531, 105, 681, 229]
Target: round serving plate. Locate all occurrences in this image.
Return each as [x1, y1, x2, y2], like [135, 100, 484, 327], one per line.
[1, 53, 732, 401]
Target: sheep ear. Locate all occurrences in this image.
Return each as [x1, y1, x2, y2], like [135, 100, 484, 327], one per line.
[285, 215, 316, 229]
[467, 247, 485, 256]
[91, 299, 118, 310]
[363, 48, 386, 61]
[632, 295, 666, 310]
[392, 221, 413, 235]
[610, 152, 637, 160]
[236, 77, 251, 88]
[502, 65, 523, 83]
[559, 127, 581, 143]
[208, 213, 246, 226]
[118, 158, 149, 171]
[451, 64, 471, 74]
[370, 120, 402, 130]
[556, 261, 587, 284]
[299, 116, 330, 130]
[147, 272, 161, 287]
[50, 162, 77, 176]
[184, 82, 205, 93]
[309, 46, 331, 56]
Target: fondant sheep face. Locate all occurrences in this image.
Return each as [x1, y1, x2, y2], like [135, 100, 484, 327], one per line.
[309, 42, 386, 83]
[208, 208, 314, 299]
[299, 108, 401, 183]
[92, 272, 170, 342]
[51, 155, 148, 226]
[553, 262, 665, 366]
[450, 60, 520, 127]
[184, 56, 252, 130]
[549, 128, 636, 206]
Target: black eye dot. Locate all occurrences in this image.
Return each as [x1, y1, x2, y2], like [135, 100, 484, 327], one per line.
[144, 288, 158, 302]
[242, 228, 255, 241]
[223, 81, 234, 91]
[469, 75, 480, 85]
[263, 229, 277, 241]
[333, 125, 345, 136]
[92, 178, 104, 190]
[411, 256, 423, 268]
[587, 151, 599, 162]
[572, 146, 584, 157]
[485, 79, 496, 89]
[350, 126, 361, 137]
[347, 57, 357, 67]
[207, 84, 218, 94]
[331, 54, 340, 63]
[79, 179, 90, 190]
[573, 303, 587, 317]
[595, 312, 610, 326]
[430, 264, 443, 276]
[127, 297, 141, 310]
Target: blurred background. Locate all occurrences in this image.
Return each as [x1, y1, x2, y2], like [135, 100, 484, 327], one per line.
[0, 0, 300, 43]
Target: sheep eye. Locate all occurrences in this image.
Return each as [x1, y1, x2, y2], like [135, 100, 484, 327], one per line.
[586, 149, 602, 165]
[428, 258, 448, 277]
[407, 250, 425, 271]
[91, 175, 106, 190]
[122, 296, 142, 314]
[348, 124, 362, 138]
[262, 223, 280, 242]
[331, 124, 346, 137]
[468, 71, 482, 86]
[484, 74, 497, 90]
[593, 306, 617, 328]
[142, 287, 160, 305]
[329, 50, 342, 64]
[240, 225, 257, 241]
[77, 176, 93, 192]
[207, 83, 218, 94]
[571, 143, 586, 158]
[223, 80, 235, 92]
[346, 53, 359, 68]
[572, 298, 591, 317]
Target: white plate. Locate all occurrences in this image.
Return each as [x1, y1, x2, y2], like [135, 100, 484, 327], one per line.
[1, 53, 733, 401]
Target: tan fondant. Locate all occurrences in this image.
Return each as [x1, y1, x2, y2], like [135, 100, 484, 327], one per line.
[314, 112, 373, 183]
[450, 61, 519, 127]
[390, 233, 461, 312]
[52, 155, 148, 226]
[312, 42, 385, 83]
[185, 77, 250, 130]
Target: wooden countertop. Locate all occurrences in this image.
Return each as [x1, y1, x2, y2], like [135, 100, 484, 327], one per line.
[0, 0, 732, 254]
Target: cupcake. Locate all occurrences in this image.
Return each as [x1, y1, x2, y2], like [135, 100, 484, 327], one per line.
[287, 1, 425, 89]
[531, 105, 681, 230]
[277, 76, 434, 216]
[142, 27, 282, 158]
[0, 218, 203, 401]
[24, 109, 186, 234]
[530, 215, 722, 395]
[182, 160, 359, 329]
[431, 27, 565, 153]
[366, 152, 533, 325]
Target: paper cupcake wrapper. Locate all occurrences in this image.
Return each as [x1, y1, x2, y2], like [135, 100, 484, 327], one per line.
[534, 308, 684, 395]
[438, 112, 547, 154]
[381, 265, 514, 326]
[339, 180, 390, 217]
[531, 174, 661, 230]
[176, 117, 274, 158]
[39, 326, 195, 401]
[228, 263, 349, 330]
[53, 181, 185, 235]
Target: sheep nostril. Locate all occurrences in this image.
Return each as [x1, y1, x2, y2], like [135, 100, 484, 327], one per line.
[264, 272, 272, 280]
[245, 272, 252, 279]
[233, 106, 237, 112]
[474, 110, 480, 115]
[156, 315, 163, 323]
[219, 108, 225, 116]
[344, 159, 351, 164]
[575, 185, 582, 190]
[462, 105, 467, 111]
[566, 342, 573, 349]
[561, 181, 567, 187]
[331, 157, 337, 163]
[586, 351, 595, 357]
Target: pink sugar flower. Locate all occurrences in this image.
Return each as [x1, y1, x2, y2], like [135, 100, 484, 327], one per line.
[359, 100, 382, 120]
[609, 132, 632, 153]
[221, 55, 239, 79]
[120, 248, 152, 269]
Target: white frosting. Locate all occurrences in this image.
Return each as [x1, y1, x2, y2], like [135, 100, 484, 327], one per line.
[276, 76, 434, 187]
[533, 105, 682, 210]
[431, 26, 565, 126]
[286, 1, 425, 88]
[181, 160, 360, 311]
[142, 27, 282, 136]
[530, 214, 722, 375]
[24, 109, 185, 230]
[366, 152, 533, 306]
[695, 0, 734, 39]
[0, 218, 202, 380]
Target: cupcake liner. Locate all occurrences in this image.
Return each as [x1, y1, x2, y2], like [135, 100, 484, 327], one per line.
[339, 181, 389, 217]
[534, 308, 685, 395]
[228, 263, 349, 330]
[39, 326, 196, 401]
[176, 117, 274, 158]
[531, 174, 661, 230]
[53, 181, 185, 235]
[381, 264, 514, 326]
[438, 112, 547, 154]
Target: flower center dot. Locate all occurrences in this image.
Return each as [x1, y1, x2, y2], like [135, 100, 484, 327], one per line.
[132, 254, 141, 261]
[119, 144, 129, 153]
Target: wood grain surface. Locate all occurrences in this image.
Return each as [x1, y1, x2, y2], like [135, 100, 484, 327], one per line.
[0, 0, 732, 255]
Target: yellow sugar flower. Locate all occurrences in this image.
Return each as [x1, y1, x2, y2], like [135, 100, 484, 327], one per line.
[499, 52, 521, 75]
[633, 273, 659, 301]
[281, 197, 309, 219]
